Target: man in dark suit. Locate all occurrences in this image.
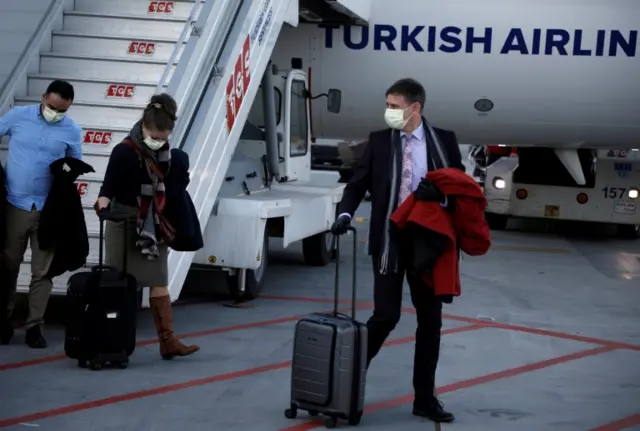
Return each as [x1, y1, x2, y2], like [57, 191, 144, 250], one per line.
[331, 78, 465, 423]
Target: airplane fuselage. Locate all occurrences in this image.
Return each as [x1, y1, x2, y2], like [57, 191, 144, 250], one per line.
[271, 0, 640, 149]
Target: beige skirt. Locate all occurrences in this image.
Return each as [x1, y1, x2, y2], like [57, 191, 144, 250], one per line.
[104, 200, 169, 287]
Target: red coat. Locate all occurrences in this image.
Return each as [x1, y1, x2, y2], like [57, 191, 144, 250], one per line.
[390, 168, 491, 297]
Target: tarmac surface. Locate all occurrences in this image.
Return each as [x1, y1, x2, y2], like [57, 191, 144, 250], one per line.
[0, 203, 639, 430]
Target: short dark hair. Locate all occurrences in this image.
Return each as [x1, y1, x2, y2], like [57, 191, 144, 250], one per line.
[385, 78, 426, 111]
[142, 93, 178, 132]
[45, 80, 75, 101]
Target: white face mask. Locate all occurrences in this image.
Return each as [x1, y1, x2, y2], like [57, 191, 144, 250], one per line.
[143, 136, 165, 151]
[42, 105, 64, 124]
[384, 107, 412, 130]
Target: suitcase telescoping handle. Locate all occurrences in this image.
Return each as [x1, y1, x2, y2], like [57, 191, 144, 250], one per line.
[333, 225, 357, 319]
[97, 208, 130, 275]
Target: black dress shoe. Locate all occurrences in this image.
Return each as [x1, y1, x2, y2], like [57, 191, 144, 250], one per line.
[0, 320, 13, 345]
[413, 398, 455, 423]
[25, 325, 47, 349]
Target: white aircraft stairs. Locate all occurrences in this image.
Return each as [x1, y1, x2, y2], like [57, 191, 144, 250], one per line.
[0, 0, 369, 304]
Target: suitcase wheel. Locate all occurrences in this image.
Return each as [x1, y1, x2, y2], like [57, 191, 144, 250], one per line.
[90, 361, 102, 371]
[348, 412, 362, 426]
[284, 403, 297, 419]
[117, 360, 129, 369]
[324, 417, 338, 429]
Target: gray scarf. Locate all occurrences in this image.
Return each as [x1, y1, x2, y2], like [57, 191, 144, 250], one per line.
[378, 122, 450, 275]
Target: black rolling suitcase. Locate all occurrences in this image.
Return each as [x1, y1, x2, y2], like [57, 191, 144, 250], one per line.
[64, 209, 138, 370]
[284, 226, 368, 428]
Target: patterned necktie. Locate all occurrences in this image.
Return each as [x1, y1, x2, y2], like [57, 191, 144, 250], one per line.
[398, 133, 413, 204]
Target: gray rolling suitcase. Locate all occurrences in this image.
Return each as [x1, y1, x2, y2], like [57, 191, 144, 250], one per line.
[284, 226, 367, 428]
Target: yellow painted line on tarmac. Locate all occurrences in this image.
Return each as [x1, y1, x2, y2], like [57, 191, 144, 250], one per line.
[491, 245, 571, 254]
[355, 217, 367, 223]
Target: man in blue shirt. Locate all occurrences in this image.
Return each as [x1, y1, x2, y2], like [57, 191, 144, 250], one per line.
[0, 80, 82, 348]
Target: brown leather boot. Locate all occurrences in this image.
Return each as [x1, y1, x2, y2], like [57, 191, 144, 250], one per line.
[150, 295, 199, 360]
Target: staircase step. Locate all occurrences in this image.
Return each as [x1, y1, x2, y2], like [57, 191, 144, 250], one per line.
[73, 0, 204, 20]
[14, 96, 146, 129]
[39, 52, 175, 82]
[63, 11, 187, 39]
[16, 264, 76, 294]
[78, 126, 131, 156]
[51, 31, 187, 62]
[28, 74, 163, 106]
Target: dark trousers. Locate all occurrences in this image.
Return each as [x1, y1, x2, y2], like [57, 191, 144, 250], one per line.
[366, 257, 443, 404]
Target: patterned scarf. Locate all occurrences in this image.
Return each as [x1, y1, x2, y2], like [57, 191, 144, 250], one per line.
[378, 121, 450, 274]
[124, 121, 176, 259]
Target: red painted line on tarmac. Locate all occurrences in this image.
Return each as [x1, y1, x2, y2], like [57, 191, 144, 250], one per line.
[435, 312, 640, 352]
[589, 414, 640, 431]
[277, 345, 617, 431]
[0, 322, 482, 427]
[0, 303, 372, 371]
[261, 295, 640, 352]
[0, 309, 349, 372]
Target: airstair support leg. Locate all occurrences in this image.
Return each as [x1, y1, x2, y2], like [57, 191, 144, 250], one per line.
[554, 148, 586, 185]
[261, 62, 281, 181]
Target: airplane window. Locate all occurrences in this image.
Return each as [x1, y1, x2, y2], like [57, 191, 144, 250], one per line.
[247, 86, 282, 128]
[289, 80, 308, 157]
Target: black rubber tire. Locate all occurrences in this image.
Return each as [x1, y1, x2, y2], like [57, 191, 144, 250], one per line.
[486, 213, 508, 230]
[118, 360, 129, 369]
[302, 231, 334, 266]
[617, 224, 640, 239]
[90, 362, 102, 371]
[325, 417, 338, 429]
[226, 234, 268, 300]
[348, 412, 363, 426]
[284, 405, 297, 419]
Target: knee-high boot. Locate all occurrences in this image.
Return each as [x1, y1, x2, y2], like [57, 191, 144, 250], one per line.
[150, 295, 199, 360]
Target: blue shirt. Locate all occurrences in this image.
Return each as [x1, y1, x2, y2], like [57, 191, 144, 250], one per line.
[0, 104, 83, 211]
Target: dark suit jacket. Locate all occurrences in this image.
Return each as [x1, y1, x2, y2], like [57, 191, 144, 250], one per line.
[39, 157, 95, 278]
[337, 118, 465, 256]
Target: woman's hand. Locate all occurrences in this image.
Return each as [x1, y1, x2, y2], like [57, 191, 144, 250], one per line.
[96, 197, 111, 211]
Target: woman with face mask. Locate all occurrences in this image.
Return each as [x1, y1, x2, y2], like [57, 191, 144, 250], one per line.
[96, 93, 199, 360]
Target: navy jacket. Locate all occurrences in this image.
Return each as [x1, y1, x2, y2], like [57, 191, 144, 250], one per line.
[165, 148, 203, 252]
[39, 157, 94, 277]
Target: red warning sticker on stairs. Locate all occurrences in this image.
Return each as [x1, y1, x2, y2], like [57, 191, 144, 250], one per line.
[83, 131, 112, 145]
[148, 1, 174, 14]
[226, 35, 251, 131]
[128, 41, 156, 56]
[106, 85, 135, 99]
